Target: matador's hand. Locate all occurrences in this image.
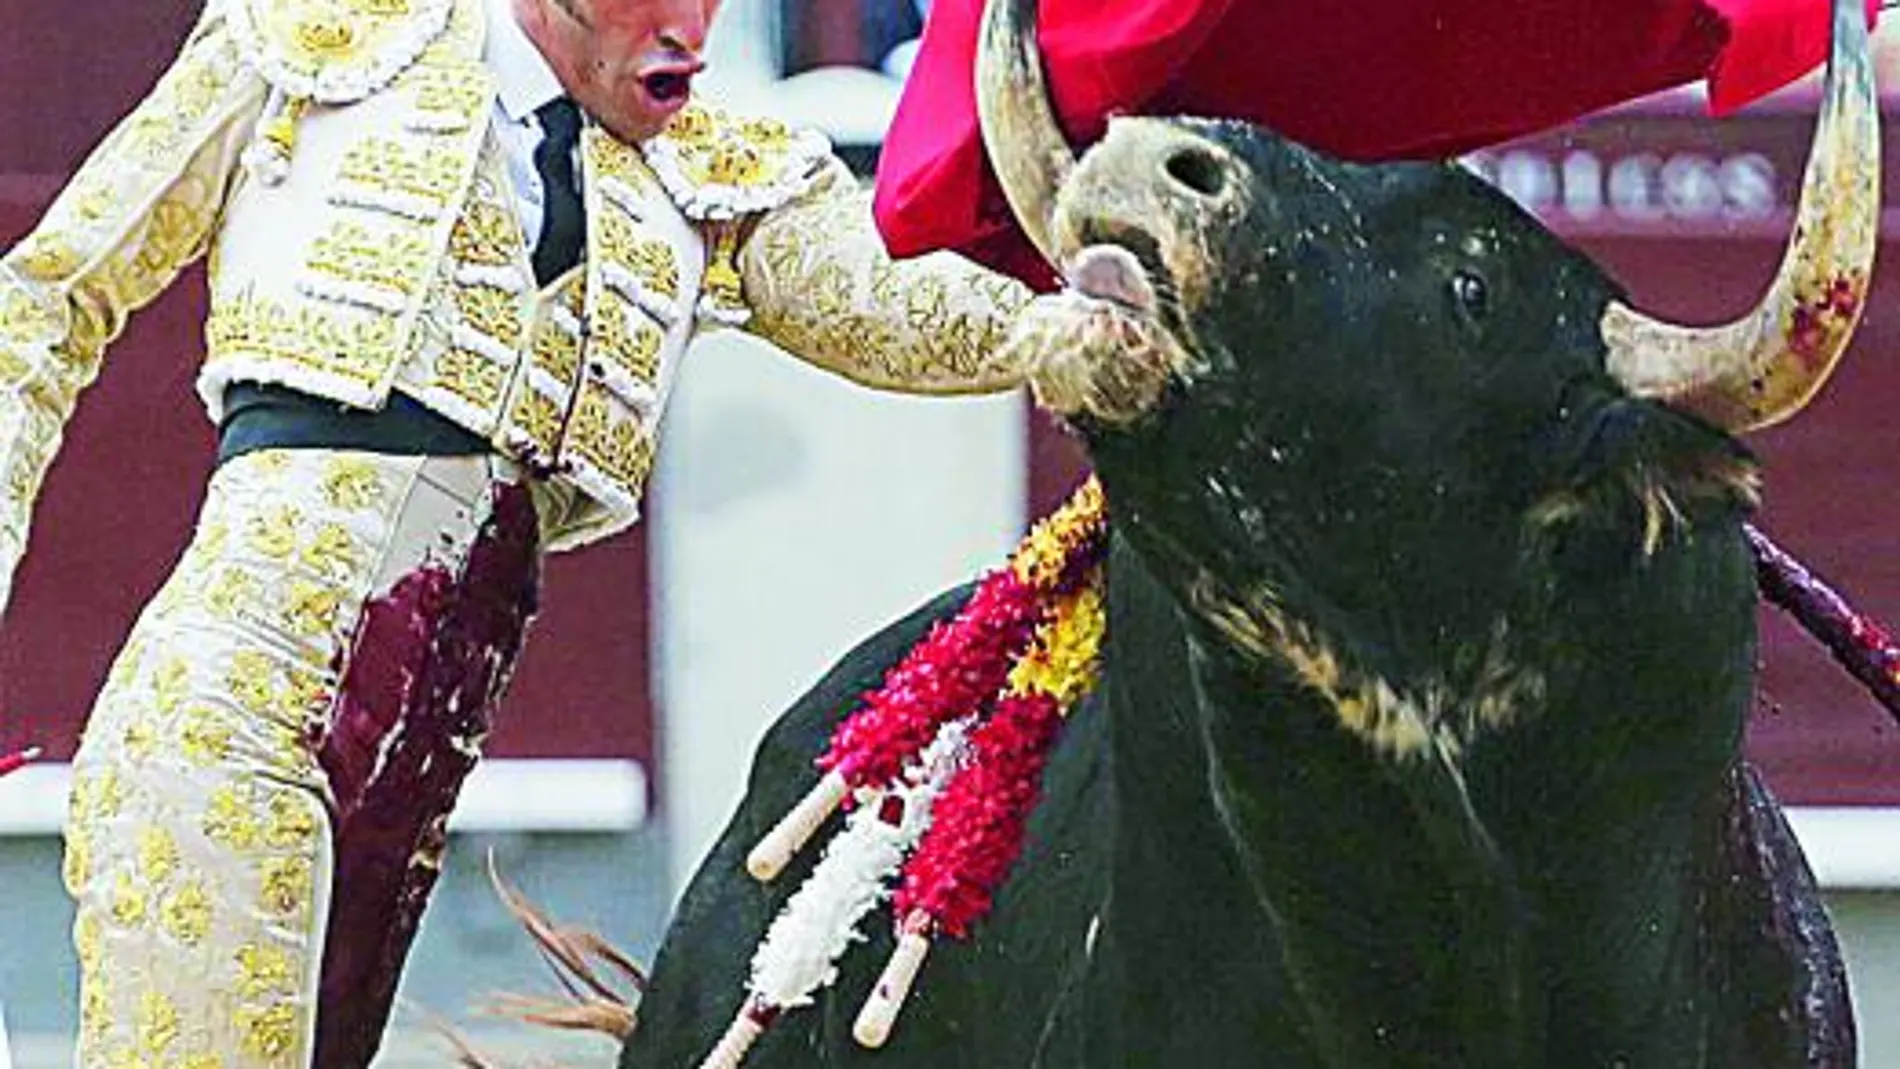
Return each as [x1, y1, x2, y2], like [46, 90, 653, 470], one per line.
[997, 289, 1197, 426]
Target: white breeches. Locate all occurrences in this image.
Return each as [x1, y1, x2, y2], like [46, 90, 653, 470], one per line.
[62, 448, 543, 1068]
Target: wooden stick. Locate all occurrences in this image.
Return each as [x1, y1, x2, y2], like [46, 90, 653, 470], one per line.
[698, 1006, 771, 1069]
[853, 923, 933, 1049]
[747, 771, 850, 881]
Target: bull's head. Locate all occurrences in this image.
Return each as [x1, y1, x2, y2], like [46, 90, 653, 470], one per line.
[983, 0, 1877, 724]
[984, 0, 1877, 436]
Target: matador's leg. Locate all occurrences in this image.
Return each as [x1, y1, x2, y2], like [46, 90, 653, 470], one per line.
[311, 454, 541, 1066]
[61, 449, 543, 1068]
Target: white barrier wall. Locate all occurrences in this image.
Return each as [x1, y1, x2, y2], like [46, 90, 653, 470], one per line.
[651, 332, 1026, 889]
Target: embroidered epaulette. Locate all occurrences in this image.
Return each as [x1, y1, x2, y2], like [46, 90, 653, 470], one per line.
[227, 0, 481, 184]
[643, 102, 831, 222]
[229, 0, 458, 104]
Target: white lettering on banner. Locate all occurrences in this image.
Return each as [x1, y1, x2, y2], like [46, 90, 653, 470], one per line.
[1462, 149, 1780, 224]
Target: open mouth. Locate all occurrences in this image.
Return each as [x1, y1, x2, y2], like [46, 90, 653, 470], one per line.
[1013, 217, 1202, 429]
[640, 61, 702, 106]
[1065, 245, 1156, 313]
[1059, 222, 1175, 321]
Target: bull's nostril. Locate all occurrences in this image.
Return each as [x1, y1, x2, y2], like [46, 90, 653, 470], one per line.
[1163, 147, 1226, 198]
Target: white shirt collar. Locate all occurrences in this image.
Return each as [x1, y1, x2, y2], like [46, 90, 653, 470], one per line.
[484, 0, 566, 122]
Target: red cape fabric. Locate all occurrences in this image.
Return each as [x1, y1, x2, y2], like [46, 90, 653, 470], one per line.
[873, 0, 1877, 287]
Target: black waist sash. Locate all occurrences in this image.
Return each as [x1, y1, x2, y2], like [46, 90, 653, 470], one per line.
[217, 383, 490, 465]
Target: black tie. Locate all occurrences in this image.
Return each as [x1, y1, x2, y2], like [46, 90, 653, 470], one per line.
[532, 97, 585, 285]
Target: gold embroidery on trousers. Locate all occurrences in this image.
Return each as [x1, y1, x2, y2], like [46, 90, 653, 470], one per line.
[64, 450, 425, 1069]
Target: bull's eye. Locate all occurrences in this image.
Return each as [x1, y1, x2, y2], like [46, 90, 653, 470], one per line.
[1450, 269, 1489, 324]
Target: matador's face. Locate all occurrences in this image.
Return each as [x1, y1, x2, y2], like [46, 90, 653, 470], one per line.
[515, 0, 724, 143]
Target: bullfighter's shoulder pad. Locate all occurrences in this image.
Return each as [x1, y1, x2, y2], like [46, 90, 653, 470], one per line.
[642, 101, 832, 222]
[227, 0, 468, 104]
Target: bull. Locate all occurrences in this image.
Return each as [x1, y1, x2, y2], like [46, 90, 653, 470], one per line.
[611, 0, 1882, 1064]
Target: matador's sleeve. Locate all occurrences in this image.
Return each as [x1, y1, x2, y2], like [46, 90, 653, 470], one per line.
[737, 155, 1034, 395]
[0, 2, 264, 613]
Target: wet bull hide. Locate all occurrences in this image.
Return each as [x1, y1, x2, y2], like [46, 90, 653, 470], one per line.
[620, 0, 1879, 1065]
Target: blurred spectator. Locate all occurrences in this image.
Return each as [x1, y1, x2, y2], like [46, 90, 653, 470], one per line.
[780, 0, 928, 80]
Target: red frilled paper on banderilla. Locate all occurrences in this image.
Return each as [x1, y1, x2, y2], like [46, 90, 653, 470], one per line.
[872, 0, 1880, 288]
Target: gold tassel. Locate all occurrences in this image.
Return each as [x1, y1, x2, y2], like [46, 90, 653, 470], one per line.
[243, 89, 311, 186]
[700, 224, 747, 320]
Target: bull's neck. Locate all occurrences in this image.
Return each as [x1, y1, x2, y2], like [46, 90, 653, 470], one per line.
[1147, 515, 1760, 1067]
[1176, 605, 1539, 1067]
[1094, 538, 1538, 1065]
[1089, 538, 1322, 1054]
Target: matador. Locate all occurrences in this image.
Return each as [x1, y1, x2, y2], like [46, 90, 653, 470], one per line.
[0, 0, 1029, 1063]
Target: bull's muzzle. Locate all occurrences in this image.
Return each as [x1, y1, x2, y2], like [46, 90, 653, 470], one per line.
[998, 120, 1234, 427]
[1049, 119, 1246, 304]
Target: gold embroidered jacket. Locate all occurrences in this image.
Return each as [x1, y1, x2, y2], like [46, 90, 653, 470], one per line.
[0, 0, 1031, 608]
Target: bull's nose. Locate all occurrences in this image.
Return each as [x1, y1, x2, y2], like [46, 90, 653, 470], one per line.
[1163, 144, 1228, 199]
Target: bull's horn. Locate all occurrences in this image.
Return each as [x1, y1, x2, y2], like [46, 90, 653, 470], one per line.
[1602, 0, 1879, 432]
[975, 0, 1076, 267]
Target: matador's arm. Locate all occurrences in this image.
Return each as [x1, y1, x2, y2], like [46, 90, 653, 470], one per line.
[0, 3, 263, 613]
[737, 156, 1034, 395]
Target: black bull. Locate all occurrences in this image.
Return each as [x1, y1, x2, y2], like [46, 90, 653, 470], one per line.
[617, 146, 1860, 1069]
